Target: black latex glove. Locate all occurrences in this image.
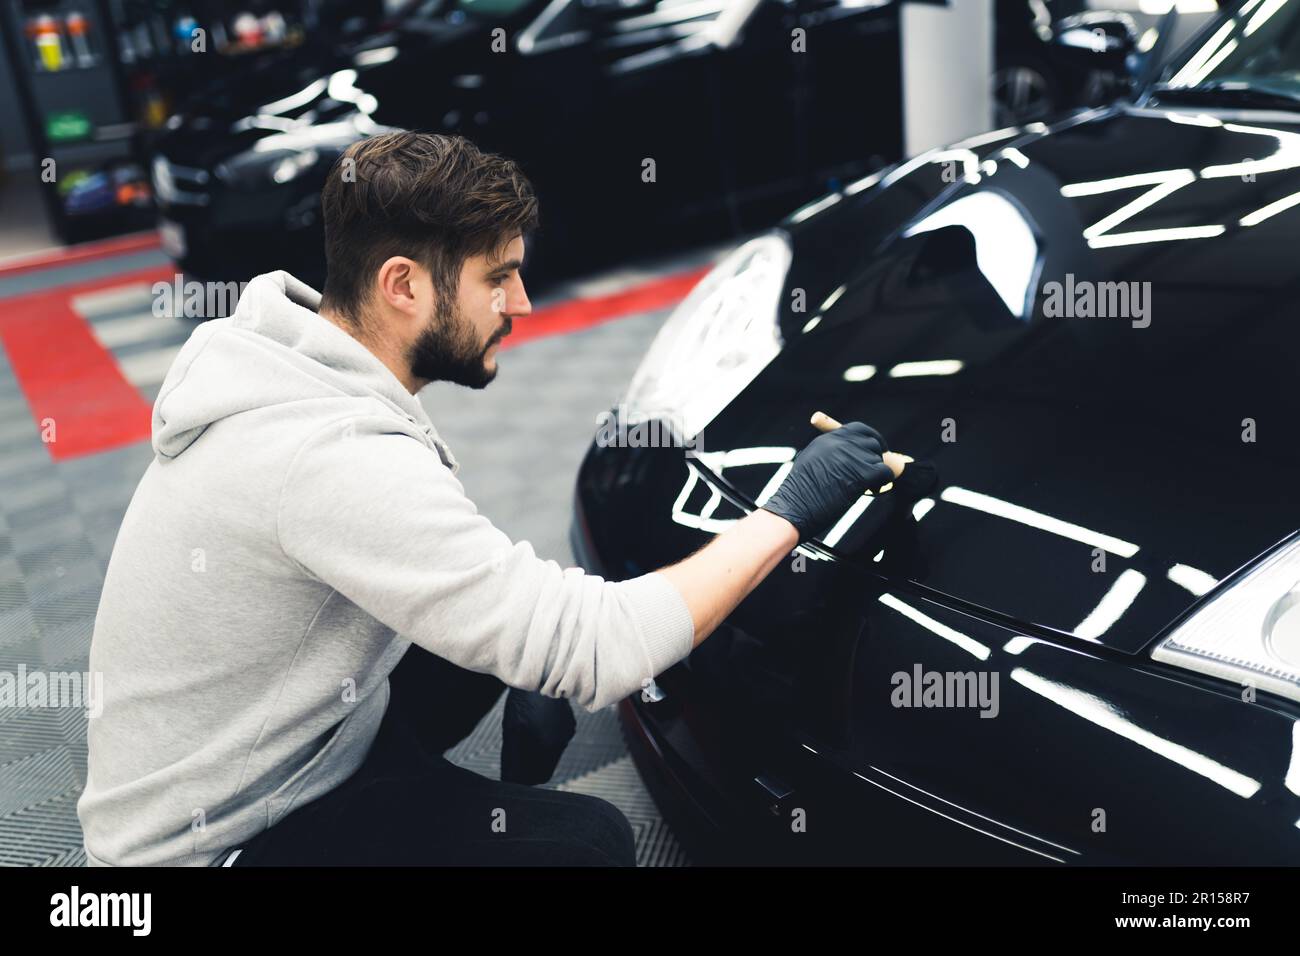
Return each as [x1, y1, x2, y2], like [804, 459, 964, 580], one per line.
[761, 422, 897, 543]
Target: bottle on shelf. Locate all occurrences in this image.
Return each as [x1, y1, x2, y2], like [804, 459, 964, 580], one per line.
[33, 14, 70, 72]
[174, 14, 199, 54]
[232, 11, 262, 49]
[65, 11, 97, 68]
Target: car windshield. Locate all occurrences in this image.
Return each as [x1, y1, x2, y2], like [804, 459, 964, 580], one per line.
[1158, 0, 1300, 98]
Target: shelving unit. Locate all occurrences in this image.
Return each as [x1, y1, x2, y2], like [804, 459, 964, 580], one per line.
[0, 0, 319, 244]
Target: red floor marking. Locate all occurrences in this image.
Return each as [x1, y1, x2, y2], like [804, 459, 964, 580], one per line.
[0, 231, 163, 278]
[502, 266, 709, 350]
[0, 261, 708, 461]
[0, 264, 175, 461]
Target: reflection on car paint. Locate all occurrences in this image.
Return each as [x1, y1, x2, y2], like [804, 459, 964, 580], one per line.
[878, 592, 992, 661]
[1010, 668, 1262, 798]
[674, 450, 1226, 645]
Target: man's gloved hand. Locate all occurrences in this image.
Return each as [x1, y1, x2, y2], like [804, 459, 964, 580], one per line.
[761, 422, 896, 543]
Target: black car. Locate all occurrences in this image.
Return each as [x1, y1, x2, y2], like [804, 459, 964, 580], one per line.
[151, 0, 907, 291]
[994, 0, 1137, 126]
[571, 0, 1300, 864]
[151, 0, 1138, 295]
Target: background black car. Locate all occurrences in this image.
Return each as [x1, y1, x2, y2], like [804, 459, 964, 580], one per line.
[994, 0, 1137, 126]
[572, 1, 1300, 864]
[151, 0, 906, 292]
[150, 0, 1141, 297]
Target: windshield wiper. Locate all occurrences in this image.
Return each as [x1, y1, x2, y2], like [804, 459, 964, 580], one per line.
[1151, 81, 1300, 112]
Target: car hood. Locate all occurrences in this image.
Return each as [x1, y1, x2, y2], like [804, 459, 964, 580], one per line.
[699, 105, 1300, 651]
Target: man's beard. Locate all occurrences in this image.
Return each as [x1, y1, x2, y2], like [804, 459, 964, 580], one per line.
[408, 299, 511, 389]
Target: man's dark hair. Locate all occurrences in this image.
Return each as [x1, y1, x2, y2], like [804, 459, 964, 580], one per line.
[318, 132, 539, 326]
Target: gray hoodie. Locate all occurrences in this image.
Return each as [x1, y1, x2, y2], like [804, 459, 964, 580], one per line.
[76, 270, 695, 867]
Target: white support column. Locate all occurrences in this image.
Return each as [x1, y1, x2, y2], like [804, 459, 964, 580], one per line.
[901, 0, 995, 156]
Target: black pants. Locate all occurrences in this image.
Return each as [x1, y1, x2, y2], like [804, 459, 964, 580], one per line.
[233, 647, 636, 866]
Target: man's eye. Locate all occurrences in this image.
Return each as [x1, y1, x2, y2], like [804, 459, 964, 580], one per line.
[490, 274, 507, 285]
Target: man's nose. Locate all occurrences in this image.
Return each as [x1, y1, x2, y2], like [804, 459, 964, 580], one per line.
[507, 280, 532, 318]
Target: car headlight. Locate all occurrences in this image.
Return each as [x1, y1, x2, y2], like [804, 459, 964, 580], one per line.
[215, 148, 320, 187]
[151, 156, 176, 202]
[1153, 534, 1300, 704]
[271, 149, 320, 184]
[623, 232, 792, 441]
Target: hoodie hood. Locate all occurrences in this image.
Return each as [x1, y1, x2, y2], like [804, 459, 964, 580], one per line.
[151, 270, 459, 472]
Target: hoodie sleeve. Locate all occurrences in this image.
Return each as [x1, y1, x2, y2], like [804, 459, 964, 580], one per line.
[276, 415, 695, 713]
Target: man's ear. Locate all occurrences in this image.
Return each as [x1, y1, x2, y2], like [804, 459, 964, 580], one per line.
[375, 257, 424, 317]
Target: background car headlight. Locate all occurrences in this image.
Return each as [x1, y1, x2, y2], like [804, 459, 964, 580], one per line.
[271, 149, 320, 184]
[623, 232, 792, 441]
[215, 147, 322, 188]
[151, 155, 176, 202]
[1153, 534, 1300, 704]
